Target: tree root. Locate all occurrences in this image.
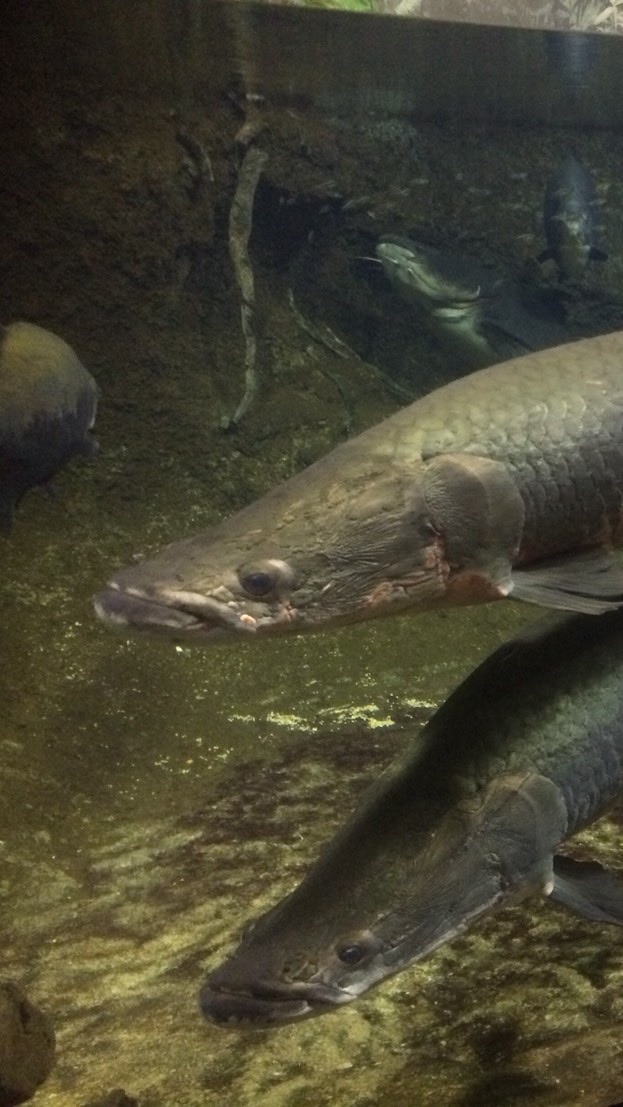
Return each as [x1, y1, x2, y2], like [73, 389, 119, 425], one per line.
[222, 141, 268, 430]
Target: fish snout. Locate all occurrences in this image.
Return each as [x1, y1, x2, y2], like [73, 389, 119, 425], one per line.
[199, 967, 352, 1027]
[198, 980, 312, 1027]
[93, 583, 259, 638]
[93, 556, 303, 640]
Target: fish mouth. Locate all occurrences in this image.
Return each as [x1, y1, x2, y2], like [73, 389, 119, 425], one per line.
[199, 978, 352, 1028]
[93, 583, 260, 640]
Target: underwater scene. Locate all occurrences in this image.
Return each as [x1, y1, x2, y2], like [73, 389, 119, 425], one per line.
[4, 3, 623, 1105]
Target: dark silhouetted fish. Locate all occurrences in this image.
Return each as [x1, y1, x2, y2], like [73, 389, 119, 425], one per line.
[376, 235, 568, 369]
[538, 153, 607, 281]
[200, 609, 623, 1027]
[94, 330, 623, 641]
[0, 321, 98, 532]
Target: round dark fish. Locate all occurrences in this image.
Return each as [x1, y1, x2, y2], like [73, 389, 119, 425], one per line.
[0, 321, 98, 532]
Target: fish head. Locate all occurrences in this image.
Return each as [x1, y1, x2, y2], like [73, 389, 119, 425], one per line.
[376, 235, 501, 316]
[199, 770, 566, 1028]
[93, 447, 463, 641]
[199, 919, 387, 1027]
[199, 826, 505, 1027]
[375, 236, 513, 368]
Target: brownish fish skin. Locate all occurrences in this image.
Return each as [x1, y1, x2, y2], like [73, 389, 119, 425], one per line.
[94, 331, 623, 641]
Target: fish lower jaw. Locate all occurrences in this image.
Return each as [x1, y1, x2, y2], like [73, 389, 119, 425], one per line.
[199, 981, 352, 1028]
[199, 986, 313, 1027]
[92, 584, 261, 640]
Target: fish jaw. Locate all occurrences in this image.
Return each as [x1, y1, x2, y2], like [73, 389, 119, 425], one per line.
[199, 974, 357, 1028]
[93, 583, 265, 639]
[94, 554, 306, 640]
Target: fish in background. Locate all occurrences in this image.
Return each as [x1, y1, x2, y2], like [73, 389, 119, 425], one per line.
[376, 234, 568, 370]
[538, 153, 607, 281]
[200, 609, 623, 1027]
[0, 321, 98, 532]
[94, 328, 623, 643]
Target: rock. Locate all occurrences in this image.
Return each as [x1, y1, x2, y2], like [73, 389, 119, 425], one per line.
[0, 981, 55, 1106]
[81, 1091, 139, 1107]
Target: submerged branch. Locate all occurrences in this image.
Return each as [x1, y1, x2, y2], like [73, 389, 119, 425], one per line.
[287, 287, 416, 407]
[222, 142, 268, 430]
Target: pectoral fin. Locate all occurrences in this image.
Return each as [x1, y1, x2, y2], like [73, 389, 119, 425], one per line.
[511, 550, 623, 614]
[549, 855, 623, 925]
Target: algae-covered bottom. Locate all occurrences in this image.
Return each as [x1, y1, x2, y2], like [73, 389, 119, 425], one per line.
[3, 61, 623, 1106]
[5, 702, 623, 1107]
[3, 498, 623, 1107]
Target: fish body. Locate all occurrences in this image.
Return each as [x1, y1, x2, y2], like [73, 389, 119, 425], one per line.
[0, 322, 98, 531]
[200, 609, 623, 1027]
[539, 154, 607, 281]
[94, 329, 623, 642]
[376, 235, 568, 369]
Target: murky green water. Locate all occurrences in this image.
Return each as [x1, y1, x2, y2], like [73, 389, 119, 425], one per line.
[3, 11, 623, 1104]
[2, 483, 540, 1107]
[5, 454, 623, 1107]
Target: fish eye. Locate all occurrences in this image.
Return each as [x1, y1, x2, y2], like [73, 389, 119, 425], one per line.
[240, 570, 274, 597]
[336, 943, 365, 966]
[237, 560, 296, 599]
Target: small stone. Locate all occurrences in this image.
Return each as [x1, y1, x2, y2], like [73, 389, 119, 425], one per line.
[0, 981, 55, 1106]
